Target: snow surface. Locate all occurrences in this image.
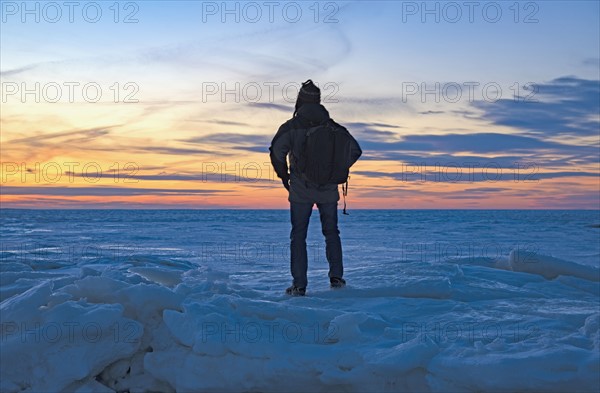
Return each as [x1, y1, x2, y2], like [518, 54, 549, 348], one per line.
[1, 209, 599, 392]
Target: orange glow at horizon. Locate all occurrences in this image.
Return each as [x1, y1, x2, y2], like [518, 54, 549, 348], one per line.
[1, 90, 599, 210]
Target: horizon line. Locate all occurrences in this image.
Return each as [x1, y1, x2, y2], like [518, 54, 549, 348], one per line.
[1, 207, 599, 211]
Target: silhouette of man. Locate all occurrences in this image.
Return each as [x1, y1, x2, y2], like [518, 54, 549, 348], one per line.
[269, 80, 362, 296]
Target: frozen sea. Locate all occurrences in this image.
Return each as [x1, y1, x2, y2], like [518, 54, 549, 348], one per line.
[1, 209, 599, 392]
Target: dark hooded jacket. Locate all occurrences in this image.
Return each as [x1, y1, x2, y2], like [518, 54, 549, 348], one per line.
[269, 103, 362, 204]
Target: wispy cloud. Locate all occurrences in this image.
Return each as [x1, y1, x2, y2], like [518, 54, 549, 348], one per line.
[180, 133, 270, 153]
[200, 119, 251, 127]
[346, 122, 402, 129]
[7, 127, 115, 146]
[583, 58, 600, 68]
[247, 102, 291, 112]
[1, 186, 230, 197]
[63, 170, 275, 184]
[138, 146, 225, 156]
[419, 111, 445, 115]
[353, 170, 598, 183]
[0, 64, 39, 77]
[351, 128, 598, 167]
[474, 77, 600, 138]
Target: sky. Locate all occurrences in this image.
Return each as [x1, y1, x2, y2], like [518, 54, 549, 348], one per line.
[0, 0, 599, 209]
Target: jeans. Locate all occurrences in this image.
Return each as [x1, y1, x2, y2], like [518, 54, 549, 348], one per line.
[290, 202, 343, 288]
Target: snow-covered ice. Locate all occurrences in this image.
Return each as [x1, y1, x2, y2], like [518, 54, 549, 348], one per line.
[1, 209, 599, 392]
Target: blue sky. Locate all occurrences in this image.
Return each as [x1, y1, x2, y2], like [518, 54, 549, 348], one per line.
[1, 1, 599, 208]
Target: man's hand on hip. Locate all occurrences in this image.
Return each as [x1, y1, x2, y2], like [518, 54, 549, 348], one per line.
[282, 174, 290, 191]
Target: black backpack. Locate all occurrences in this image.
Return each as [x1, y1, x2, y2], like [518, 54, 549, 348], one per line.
[296, 120, 355, 185]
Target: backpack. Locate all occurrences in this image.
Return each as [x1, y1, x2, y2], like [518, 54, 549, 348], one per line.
[296, 120, 355, 185]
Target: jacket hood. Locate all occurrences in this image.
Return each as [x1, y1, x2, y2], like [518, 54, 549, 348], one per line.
[296, 103, 330, 127]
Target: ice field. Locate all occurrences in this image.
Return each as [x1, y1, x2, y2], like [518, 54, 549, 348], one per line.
[1, 209, 599, 392]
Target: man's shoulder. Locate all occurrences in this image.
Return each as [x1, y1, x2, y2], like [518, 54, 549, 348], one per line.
[277, 118, 296, 132]
[270, 118, 297, 147]
[328, 119, 349, 132]
[329, 119, 343, 127]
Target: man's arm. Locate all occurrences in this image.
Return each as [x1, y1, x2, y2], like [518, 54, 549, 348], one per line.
[269, 122, 292, 180]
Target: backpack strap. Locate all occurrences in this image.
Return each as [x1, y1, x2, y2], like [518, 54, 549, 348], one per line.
[342, 177, 349, 215]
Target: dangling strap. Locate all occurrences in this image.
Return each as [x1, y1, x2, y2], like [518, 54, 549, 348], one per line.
[342, 178, 349, 215]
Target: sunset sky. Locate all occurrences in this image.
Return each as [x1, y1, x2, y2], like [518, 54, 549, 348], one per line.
[1, 0, 599, 209]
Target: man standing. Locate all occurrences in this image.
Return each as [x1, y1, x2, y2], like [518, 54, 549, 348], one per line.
[269, 80, 362, 296]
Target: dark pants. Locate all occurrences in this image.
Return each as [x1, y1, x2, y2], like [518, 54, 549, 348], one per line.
[290, 202, 343, 288]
